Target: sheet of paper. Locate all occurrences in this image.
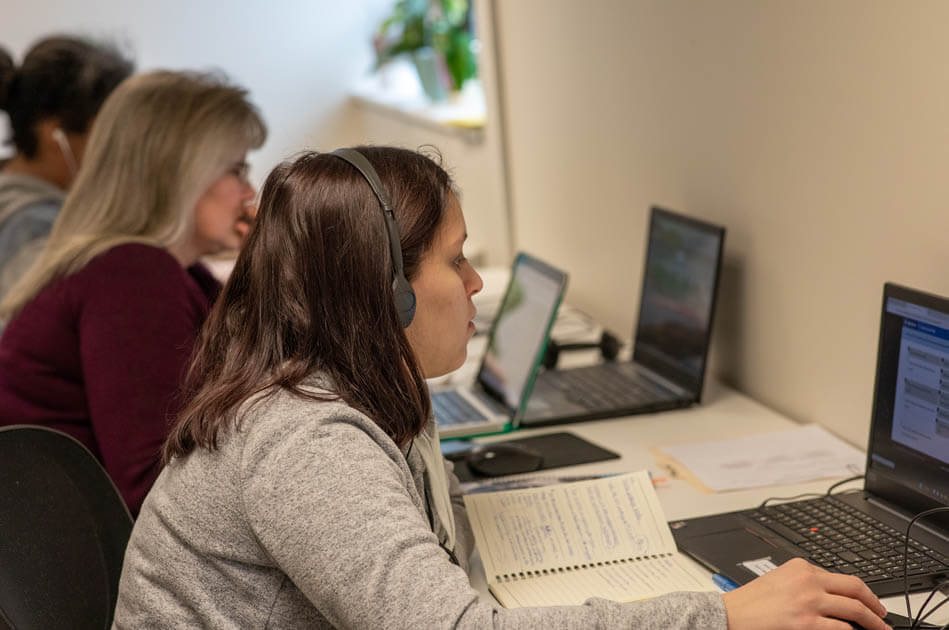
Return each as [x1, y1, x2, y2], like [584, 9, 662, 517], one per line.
[656, 424, 865, 492]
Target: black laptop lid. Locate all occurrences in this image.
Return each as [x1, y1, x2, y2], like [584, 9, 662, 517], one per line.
[631, 207, 725, 400]
[476, 252, 568, 417]
[864, 283, 949, 524]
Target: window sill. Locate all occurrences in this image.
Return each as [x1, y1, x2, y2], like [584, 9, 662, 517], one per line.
[350, 66, 485, 144]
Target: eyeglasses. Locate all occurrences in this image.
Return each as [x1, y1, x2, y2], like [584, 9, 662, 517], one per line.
[228, 161, 250, 182]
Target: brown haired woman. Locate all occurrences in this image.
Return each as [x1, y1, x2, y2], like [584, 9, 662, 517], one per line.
[114, 147, 890, 629]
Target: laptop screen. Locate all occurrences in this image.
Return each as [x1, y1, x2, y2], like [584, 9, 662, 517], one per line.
[632, 207, 725, 397]
[866, 283, 949, 518]
[477, 253, 567, 413]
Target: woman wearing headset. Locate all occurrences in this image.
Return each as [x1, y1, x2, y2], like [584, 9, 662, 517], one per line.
[114, 147, 889, 629]
[0, 71, 266, 516]
[0, 35, 133, 296]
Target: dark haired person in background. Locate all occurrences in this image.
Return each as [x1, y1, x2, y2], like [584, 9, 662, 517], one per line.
[114, 147, 890, 629]
[0, 35, 133, 296]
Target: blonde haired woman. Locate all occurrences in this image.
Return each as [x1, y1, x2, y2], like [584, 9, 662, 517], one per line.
[0, 71, 266, 515]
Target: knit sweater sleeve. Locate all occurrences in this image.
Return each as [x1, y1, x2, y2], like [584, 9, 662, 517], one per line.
[239, 403, 728, 630]
[75, 244, 211, 515]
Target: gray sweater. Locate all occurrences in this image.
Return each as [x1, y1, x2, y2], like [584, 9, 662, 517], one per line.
[0, 172, 64, 298]
[113, 378, 727, 629]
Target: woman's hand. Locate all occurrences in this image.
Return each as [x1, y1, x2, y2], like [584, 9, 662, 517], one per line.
[722, 558, 890, 630]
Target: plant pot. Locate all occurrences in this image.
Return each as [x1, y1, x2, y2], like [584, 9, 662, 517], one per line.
[411, 47, 450, 102]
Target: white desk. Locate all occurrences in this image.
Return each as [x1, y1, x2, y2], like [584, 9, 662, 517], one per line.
[460, 380, 949, 624]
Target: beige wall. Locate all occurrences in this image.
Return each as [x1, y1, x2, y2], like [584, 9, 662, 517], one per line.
[494, 0, 949, 446]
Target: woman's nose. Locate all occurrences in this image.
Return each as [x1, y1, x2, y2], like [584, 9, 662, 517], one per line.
[468, 266, 484, 296]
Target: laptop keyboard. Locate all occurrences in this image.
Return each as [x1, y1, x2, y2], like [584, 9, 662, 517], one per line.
[747, 496, 949, 582]
[432, 391, 487, 426]
[541, 364, 667, 410]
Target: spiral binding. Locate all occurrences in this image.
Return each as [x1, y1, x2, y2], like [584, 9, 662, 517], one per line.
[495, 553, 669, 583]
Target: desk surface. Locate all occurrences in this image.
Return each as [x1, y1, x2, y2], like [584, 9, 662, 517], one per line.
[461, 380, 949, 624]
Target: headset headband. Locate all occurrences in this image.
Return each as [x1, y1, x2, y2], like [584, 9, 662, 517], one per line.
[329, 148, 417, 327]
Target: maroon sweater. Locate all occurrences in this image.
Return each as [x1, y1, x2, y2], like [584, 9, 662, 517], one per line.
[0, 243, 220, 515]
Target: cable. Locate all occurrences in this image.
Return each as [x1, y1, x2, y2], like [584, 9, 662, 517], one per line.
[824, 474, 864, 496]
[757, 492, 823, 510]
[757, 474, 865, 510]
[901, 507, 949, 626]
[914, 594, 949, 628]
[911, 578, 949, 629]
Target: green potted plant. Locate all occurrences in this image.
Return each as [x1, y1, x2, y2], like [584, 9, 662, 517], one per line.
[374, 0, 478, 102]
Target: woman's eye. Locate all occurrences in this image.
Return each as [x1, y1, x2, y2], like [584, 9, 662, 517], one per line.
[453, 255, 466, 268]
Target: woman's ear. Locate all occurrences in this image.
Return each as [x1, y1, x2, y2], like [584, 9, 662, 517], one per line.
[34, 118, 78, 188]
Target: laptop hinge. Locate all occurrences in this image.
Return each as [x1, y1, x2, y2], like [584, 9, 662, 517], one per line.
[866, 495, 949, 544]
[639, 365, 691, 398]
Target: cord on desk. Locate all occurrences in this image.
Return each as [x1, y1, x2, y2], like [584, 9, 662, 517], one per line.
[910, 578, 949, 629]
[824, 474, 864, 495]
[758, 492, 824, 509]
[913, 595, 949, 629]
[901, 507, 949, 629]
[757, 474, 865, 509]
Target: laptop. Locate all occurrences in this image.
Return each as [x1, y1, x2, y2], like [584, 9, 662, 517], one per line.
[432, 252, 568, 439]
[672, 282, 949, 597]
[522, 206, 725, 426]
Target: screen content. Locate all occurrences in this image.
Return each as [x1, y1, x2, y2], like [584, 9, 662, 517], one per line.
[888, 299, 949, 465]
[868, 294, 949, 509]
[636, 213, 721, 379]
[479, 261, 562, 409]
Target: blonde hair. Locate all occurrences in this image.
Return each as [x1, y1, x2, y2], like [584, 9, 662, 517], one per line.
[0, 70, 266, 318]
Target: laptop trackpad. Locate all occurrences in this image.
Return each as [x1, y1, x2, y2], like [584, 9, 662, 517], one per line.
[678, 527, 796, 585]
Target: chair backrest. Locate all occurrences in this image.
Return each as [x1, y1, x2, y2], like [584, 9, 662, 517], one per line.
[0, 425, 133, 629]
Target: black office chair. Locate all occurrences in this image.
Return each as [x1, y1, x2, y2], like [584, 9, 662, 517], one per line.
[0, 425, 133, 629]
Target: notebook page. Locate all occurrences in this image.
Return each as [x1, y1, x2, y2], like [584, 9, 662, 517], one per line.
[489, 554, 716, 608]
[464, 471, 675, 580]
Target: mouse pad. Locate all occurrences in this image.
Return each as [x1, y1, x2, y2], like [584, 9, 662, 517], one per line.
[451, 431, 620, 481]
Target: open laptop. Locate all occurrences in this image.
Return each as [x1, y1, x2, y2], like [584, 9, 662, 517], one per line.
[672, 283, 949, 597]
[432, 252, 568, 439]
[522, 206, 725, 426]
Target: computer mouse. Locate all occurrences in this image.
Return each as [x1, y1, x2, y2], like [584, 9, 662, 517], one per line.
[465, 442, 544, 477]
[847, 610, 937, 629]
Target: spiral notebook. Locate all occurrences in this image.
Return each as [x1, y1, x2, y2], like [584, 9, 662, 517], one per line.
[463, 471, 715, 607]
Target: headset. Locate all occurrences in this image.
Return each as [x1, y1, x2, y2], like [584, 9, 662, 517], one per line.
[51, 127, 78, 178]
[328, 148, 417, 328]
[541, 329, 622, 370]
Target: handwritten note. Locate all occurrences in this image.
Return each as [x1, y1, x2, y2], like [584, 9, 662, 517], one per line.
[466, 472, 672, 579]
[464, 471, 716, 607]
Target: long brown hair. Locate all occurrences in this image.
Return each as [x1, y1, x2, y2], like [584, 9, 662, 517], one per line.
[164, 147, 451, 460]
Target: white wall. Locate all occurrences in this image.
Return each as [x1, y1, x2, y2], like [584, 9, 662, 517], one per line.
[3, 0, 512, 266]
[3, 0, 393, 184]
[494, 0, 949, 446]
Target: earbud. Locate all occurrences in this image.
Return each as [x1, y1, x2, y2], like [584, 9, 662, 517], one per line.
[541, 330, 622, 370]
[51, 127, 78, 178]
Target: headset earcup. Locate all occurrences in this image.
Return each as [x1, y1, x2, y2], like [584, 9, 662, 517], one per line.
[600, 330, 621, 361]
[393, 275, 417, 328]
[541, 340, 561, 370]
